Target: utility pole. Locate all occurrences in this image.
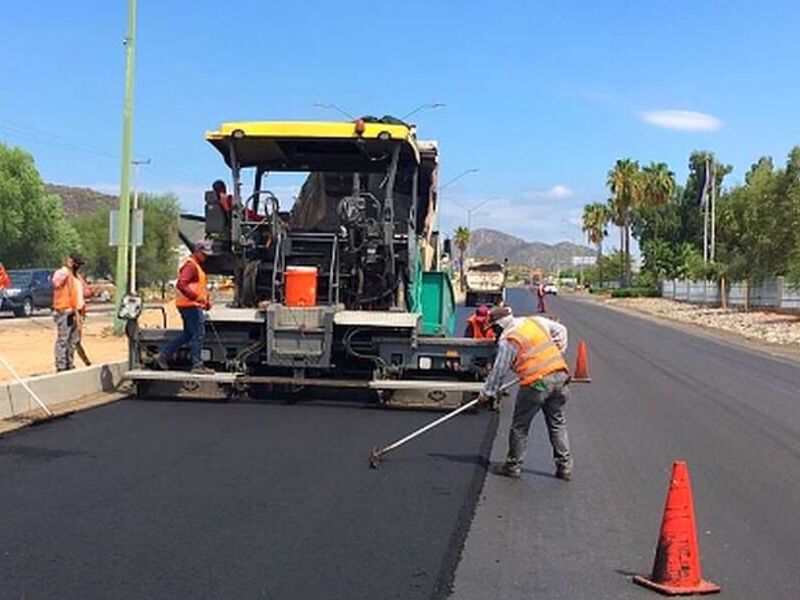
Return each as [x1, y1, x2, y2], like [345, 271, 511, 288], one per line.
[702, 159, 710, 264]
[113, 0, 137, 334]
[130, 158, 151, 293]
[710, 162, 716, 262]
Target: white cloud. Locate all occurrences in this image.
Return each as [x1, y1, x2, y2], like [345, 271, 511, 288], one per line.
[638, 110, 723, 132]
[524, 184, 574, 201]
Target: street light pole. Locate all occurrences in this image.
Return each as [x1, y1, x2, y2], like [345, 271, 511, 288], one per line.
[113, 0, 137, 335]
[440, 168, 479, 192]
[130, 158, 151, 293]
[312, 102, 356, 120]
[401, 102, 445, 121]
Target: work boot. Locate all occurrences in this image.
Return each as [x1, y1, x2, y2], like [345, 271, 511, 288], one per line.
[555, 467, 573, 481]
[153, 353, 170, 371]
[492, 462, 522, 479]
[191, 365, 215, 375]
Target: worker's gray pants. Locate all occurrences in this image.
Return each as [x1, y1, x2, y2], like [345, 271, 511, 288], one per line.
[54, 311, 79, 371]
[507, 371, 573, 472]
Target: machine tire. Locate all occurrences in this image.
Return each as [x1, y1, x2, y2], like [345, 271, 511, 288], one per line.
[14, 297, 34, 318]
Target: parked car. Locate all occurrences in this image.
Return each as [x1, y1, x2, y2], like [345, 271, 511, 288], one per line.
[88, 278, 116, 302]
[0, 269, 54, 317]
[543, 282, 559, 295]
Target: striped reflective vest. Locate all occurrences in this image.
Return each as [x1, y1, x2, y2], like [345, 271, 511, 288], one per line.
[175, 257, 209, 308]
[505, 318, 569, 386]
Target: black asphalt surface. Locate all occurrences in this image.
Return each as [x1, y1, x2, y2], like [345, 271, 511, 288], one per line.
[453, 289, 800, 599]
[5, 290, 800, 599]
[0, 338, 496, 599]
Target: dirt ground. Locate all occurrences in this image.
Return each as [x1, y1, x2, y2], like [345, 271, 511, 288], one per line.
[0, 303, 180, 383]
[607, 296, 800, 349]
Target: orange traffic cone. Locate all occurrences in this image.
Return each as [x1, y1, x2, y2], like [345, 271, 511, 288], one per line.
[572, 340, 591, 383]
[633, 461, 721, 595]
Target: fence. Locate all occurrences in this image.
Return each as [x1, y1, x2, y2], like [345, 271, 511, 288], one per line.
[661, 277, 800, 311]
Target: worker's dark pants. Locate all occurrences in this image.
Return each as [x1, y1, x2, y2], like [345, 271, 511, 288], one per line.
[537, 296, 547, 313]
[507, 371, 572, 472]
[161, 307, 205, 368]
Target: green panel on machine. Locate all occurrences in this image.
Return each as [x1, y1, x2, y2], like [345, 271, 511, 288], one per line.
[420, 272, 457, 336]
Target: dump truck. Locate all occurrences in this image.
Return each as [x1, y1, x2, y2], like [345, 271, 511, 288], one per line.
[464, 260, 506, 307]
[121, 118, 495, 409]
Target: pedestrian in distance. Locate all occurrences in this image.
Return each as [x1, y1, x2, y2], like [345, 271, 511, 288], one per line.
[51, 251, 88, 372]
[477, 306, 573, 480]
[536, 282, 547, 313]
[155, 241, 214, 375]
[464, 304, 496, 340]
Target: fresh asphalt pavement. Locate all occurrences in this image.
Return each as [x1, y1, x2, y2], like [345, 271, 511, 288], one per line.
[3, 290, 800, 599]
[453, 289, 800, 599]
[0, 302, 495, 600]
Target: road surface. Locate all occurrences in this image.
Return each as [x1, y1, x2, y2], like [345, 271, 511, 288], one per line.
[454, 290, 800, 599]
[3, 290, 800, 599]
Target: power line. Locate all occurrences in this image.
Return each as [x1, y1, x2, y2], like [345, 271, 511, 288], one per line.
[0, 118, 209, 188]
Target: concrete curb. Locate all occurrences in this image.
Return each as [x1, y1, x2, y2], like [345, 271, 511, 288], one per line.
[0, 360, 127, 420]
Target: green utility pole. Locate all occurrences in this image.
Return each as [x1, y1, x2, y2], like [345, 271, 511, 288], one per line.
[113, 0, 138, 334]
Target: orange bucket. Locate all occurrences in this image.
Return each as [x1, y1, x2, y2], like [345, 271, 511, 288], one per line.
[284, 266, 318, 307]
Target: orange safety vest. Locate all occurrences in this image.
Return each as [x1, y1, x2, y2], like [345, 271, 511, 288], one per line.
[466, 314, 496, 340]
[52, 267, 81, 312]
[175, 257, 209, 308]
[505, 317, 569, 386]
[0, 265, 10, 290]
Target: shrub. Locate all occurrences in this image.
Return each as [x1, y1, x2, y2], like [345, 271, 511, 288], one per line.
[610, 287, 661, 298]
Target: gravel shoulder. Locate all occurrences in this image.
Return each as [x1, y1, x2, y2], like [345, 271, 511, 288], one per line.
[585, 295, 800, 365]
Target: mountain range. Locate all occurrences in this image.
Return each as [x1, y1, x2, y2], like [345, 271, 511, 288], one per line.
[467, 228, 594, 270]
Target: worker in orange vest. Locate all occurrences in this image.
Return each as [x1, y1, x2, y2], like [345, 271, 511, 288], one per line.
[477, 306, 573, 480]
[463, 305, 496, 340]
[0, 262, 11, 290]
[155, 241, 214, 374]
[51, 251, 87, 371]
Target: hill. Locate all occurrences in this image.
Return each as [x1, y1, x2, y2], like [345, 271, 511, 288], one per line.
[468, 228, 594, 271]
[46, 184, 117, 217]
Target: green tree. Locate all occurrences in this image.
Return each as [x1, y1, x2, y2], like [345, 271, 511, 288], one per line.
[69, 193, 180, 287]
[582, 202, 611, 285]
[453, 226, 470, 291]
[0, 143, 80, 267]
[607, 158, 642, 286]
[70, 207, 116, 278]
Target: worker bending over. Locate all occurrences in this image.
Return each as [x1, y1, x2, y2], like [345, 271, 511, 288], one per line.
[155, 241, 214, 374]
[477, 306, 573, 480]
[464, 305, 495, 340]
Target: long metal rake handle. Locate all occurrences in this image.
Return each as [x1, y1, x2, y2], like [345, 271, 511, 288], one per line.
[370, 379, 517, 467]
[0, 354, 54, 417]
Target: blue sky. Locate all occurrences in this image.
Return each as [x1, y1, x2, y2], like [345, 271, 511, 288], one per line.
[2, 1, 799, 246]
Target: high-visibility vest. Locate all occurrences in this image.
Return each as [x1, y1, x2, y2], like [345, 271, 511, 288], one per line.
[175, 257, 209, 308]
[466, 314, 496, 340]
[52, 267, 80, 312]
[505, 317, 568, 386]
[0, 265, 10, 290]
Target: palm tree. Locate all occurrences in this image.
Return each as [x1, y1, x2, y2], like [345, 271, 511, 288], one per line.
[453, 226, 471, 291]
[607, 159, 642, 286]
[642, 161, 676, 242]
[582, 202, 611, 286]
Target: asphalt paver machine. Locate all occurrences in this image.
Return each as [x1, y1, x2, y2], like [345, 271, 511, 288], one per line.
[122, 119, 495, 408]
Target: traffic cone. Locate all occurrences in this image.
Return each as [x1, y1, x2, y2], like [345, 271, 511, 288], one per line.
[633, 461, 721, 596]
[572, 340, 591, 383]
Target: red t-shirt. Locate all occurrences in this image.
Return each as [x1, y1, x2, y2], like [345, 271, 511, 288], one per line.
[219, 193, 263, 221]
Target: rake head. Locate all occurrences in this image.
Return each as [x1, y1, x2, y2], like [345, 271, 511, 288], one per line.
[369, 446, 383, 469]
